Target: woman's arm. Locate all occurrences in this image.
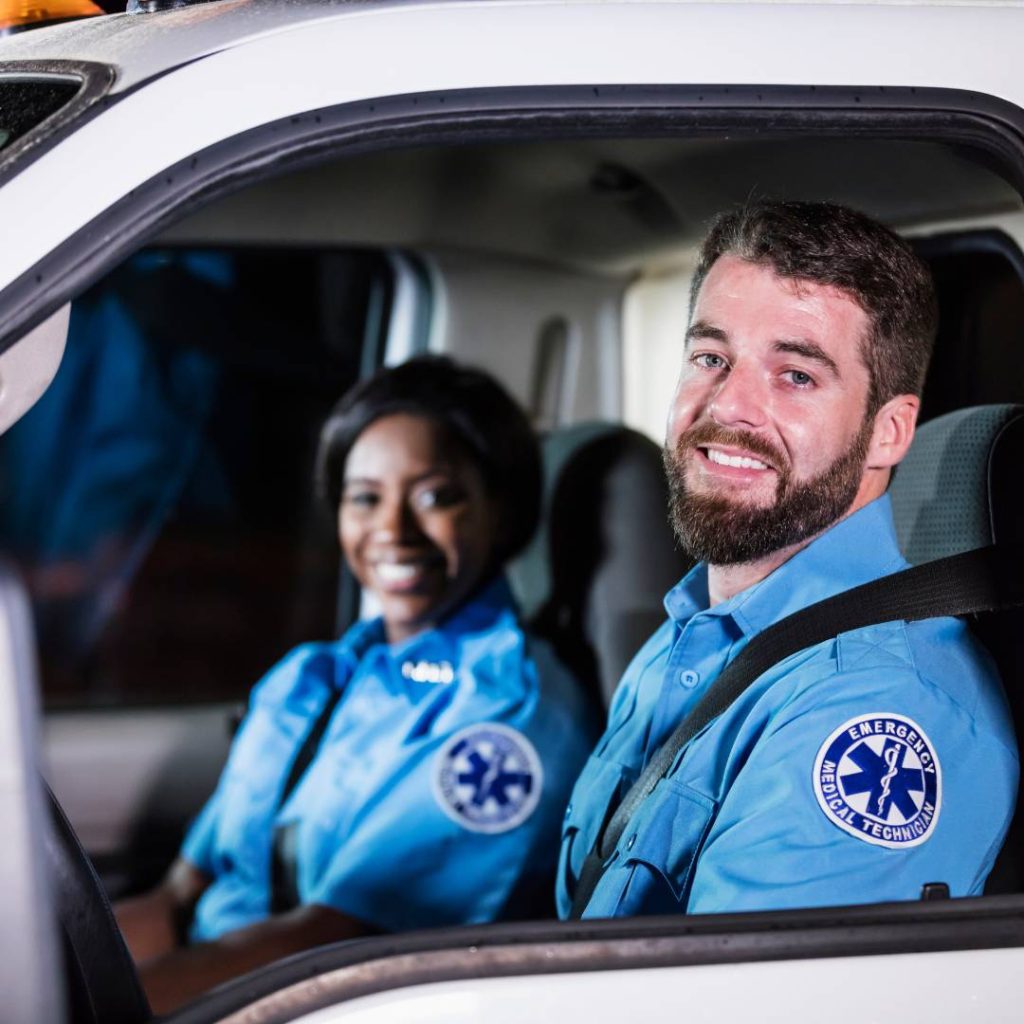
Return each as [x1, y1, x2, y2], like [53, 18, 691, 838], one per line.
[137, 903, 372, 1015]
[114, 859, 211, 962]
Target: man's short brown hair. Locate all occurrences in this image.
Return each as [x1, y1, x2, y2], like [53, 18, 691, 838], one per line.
[690, 201, 939, 413]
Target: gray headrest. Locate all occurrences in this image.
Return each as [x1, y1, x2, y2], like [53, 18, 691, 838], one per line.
[508, 422, 690, 706]
[891, 404, 1024, 564]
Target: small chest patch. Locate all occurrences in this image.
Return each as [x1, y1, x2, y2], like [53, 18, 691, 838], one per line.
[813, 713, 941, 849]
[433, 723, 543, 834]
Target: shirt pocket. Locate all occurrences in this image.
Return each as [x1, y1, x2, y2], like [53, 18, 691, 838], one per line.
[616, 778, 718, 907]
[559, 753, 635, 900]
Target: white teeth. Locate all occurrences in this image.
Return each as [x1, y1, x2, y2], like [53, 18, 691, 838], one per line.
[375, 563, 419, 583]
[707, 448, 768, 471]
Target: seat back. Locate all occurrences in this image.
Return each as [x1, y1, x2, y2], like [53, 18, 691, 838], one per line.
[45, 783, 151, 1024]
[508, 422, 691, 708]
[890, 403, 1024, 893]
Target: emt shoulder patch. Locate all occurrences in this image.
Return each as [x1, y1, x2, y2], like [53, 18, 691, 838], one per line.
[813, 712, 941, 849]
[433, 723, 543, 834]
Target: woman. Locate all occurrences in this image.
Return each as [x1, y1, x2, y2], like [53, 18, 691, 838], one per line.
[115, 356, 594, 1013]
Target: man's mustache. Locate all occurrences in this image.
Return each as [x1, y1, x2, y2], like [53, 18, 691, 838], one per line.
[672, 421, 789, 476]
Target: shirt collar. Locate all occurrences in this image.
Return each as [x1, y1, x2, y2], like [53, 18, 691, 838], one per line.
[333, 616, 387, 684]
[664, 494, 908, 637]
[336, 574, 517, 675]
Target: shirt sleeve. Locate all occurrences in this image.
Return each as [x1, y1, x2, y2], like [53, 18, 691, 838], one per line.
[301, 638, 591, 931]
[686, 664, 1018, 913]
[180, 791, 222, 876]
[178, 643, 339, 883]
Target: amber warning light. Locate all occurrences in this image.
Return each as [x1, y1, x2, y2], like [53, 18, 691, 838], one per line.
[0, 0, 104, 33]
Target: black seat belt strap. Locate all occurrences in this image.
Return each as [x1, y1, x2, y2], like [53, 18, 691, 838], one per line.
[568, 543, 1024, 919]
[270, 688, 343, 913]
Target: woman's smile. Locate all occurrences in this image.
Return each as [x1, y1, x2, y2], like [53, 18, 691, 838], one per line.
[369, 555, 445, 592]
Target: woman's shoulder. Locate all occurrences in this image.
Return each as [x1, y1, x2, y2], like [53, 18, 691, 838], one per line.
[248, 640, 343, 708]
[454, 608, 589, 709]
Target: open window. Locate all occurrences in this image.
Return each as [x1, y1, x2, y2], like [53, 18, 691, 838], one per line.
[3, 68, 1024, 1022]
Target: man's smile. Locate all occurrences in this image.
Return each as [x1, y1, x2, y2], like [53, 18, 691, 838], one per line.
[698, 443, 774, 473]
[690, 442, 781, 489]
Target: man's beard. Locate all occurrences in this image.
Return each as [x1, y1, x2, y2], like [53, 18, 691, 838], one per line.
[664, 418, 873, 566]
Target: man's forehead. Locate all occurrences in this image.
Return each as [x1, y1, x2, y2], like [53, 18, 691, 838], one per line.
[692, 255, 868, 332]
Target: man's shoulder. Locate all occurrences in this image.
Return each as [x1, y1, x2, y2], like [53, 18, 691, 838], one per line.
[836, 615, 1000, 713]
[769, 614, 1015, 755]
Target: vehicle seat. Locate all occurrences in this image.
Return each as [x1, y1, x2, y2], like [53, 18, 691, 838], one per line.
[45, 782, 152, 1024]
[890, 402, 1024, 894]
[508, 422, 691, 709]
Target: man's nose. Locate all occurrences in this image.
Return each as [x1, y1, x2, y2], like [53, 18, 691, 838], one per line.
[707, 362, 767, 430]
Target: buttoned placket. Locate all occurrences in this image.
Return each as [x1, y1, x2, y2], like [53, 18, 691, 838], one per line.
[643, 613, 738, 765]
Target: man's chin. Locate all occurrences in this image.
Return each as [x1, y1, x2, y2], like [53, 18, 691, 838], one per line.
[667, 416, 872, 567]
[669, 498, 792, 566]
[671, 474, 863, 566]
[684, 477, 777, 511]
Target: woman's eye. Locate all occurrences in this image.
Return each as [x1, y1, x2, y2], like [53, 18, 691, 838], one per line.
[784, 369, 815, 388]
[416, 484, 464, 510]
[342, 490, 378, 508]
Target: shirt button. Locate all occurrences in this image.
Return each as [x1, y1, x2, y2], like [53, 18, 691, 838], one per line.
[679, 669, 700, 688]
[565, 803, 573, 819]
[626, 834, 637, 850]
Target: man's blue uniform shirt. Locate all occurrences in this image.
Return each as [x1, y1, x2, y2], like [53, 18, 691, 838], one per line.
[556, 496, 1018, 918]
[183, 577, 593, 940]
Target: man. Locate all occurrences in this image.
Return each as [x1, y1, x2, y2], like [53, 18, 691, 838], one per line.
[557, 201, 1018, 918]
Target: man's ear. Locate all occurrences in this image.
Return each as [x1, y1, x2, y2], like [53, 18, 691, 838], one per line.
[866, 393, 920, 469]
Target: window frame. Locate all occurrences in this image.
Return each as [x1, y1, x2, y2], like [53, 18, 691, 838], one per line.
[8, 80, 1024, 995]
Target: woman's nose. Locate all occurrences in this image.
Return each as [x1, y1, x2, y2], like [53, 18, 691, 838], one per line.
[372, 496, 421, 542]
[707, 363, 767, 430]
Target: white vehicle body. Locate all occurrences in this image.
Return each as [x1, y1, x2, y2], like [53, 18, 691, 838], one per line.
[1, 1, 1024, 1022]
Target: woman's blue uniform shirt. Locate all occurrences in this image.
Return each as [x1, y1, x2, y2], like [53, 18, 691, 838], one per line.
[557, 496, 1018, 919]
[183, 577, 594, 940]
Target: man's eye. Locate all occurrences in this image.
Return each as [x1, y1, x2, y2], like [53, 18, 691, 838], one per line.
[784, 369, 815, 388]
[693, 353, 727, 370]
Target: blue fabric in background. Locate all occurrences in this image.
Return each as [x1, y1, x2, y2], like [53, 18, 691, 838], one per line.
[0, 250, 228, 654]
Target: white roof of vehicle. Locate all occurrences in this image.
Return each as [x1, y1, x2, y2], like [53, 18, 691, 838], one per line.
[1, 0, 1022, 94]
[0, 0, 394, 91]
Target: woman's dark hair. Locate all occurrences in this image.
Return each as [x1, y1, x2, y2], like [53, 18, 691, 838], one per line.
[316, 355, 542, 564]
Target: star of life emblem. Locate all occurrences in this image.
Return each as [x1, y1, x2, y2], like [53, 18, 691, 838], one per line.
[813, 713, 941, 849]
[433, 723, 543, 833]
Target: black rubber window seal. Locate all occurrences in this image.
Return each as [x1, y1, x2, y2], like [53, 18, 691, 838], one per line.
[4, 83, 1024, 352]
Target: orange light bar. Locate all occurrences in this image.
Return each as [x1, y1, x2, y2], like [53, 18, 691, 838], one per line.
[0, 0, 104, 32]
